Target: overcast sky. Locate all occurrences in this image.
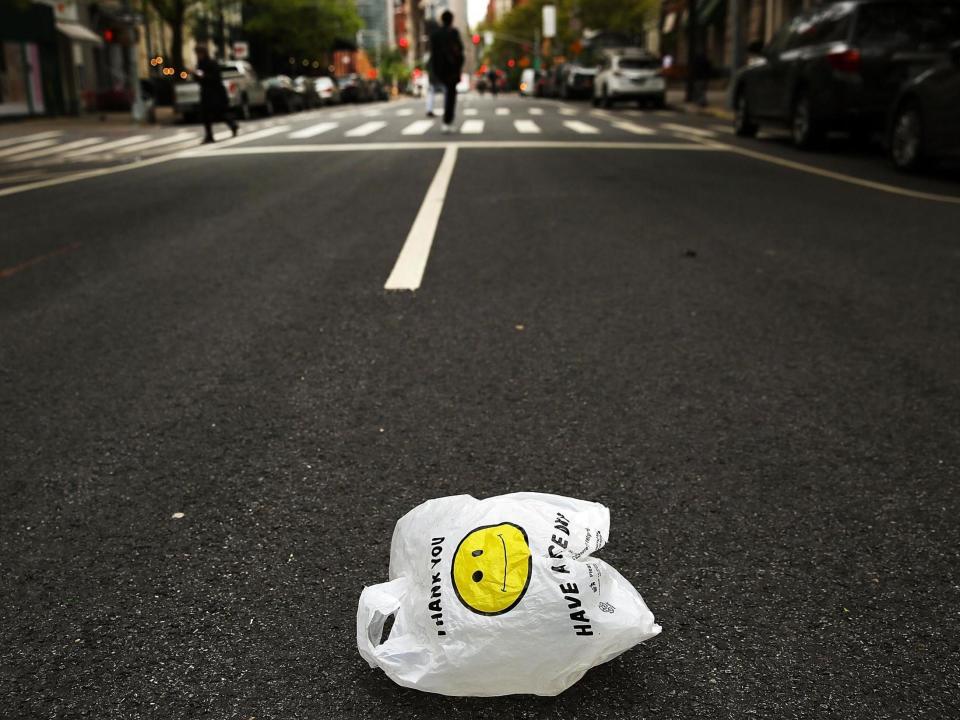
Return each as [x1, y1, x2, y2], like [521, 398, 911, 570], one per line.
[467, 0, 487, 28]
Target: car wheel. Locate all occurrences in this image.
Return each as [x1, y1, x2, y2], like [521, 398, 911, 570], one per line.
[890, 102, 925, 171]
[733, 91, 758, 137]
[791, 91, 822, 149]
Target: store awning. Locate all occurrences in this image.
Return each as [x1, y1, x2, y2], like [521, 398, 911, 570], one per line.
[56, 22, 103, 45]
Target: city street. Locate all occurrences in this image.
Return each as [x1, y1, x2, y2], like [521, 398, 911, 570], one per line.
[2, 93, 959, 718]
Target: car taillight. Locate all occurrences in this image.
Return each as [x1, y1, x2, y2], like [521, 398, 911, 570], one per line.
[228, 81, 237, 93]
[827, 47, 861, 73]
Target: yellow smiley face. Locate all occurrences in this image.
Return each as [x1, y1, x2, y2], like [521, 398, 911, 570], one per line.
[451, 522, 532, 616]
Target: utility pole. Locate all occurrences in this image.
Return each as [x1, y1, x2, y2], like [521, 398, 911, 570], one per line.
[124, 0, 146, 122]
[685, 0, 698, 102]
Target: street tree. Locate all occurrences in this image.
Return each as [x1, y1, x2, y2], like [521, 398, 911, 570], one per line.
[244, 0, 363, 64]
[577, 0, 657, 38]
[147, 0, 205, 71]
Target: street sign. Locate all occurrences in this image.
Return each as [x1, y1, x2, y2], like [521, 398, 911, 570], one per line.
[232, 41, 249, 60]
[542, 5, 556, 39]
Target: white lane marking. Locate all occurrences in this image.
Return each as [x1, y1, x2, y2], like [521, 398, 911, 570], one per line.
[289, 122, 338, 139]
[180, 141, 717, 156]
[495, 107, 510, 116]
[559, 107, 578, 116]
[710, 124, 735, 135]
[459, 119, 484, 134]
[0, 154, 177, 198]
[396, 108, 414, 116]
[464, 108, 478, 116]
[402, 119, 434, 135]
[7, 137, 103, 161]
[514, 119, 541, 134]
[0, 131, 63, 149]
[384, 146, 458, 291]
[0, 139, 60, 158]
[345, 121, 387, 137]
[662, 123, 717, 137]
[529, 108, 544, 115]
[610, 121, 655, 135]
[206, 125, 291, 149]
[64, 135, 150, 157]
[563, 120, 600, 135]
[363, 109, 383, 117]
[116, 132, 199, 154]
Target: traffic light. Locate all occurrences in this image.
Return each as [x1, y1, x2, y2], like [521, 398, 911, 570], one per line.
[398, 37, 409, 50]
[471, 34, 481, 45]
[102, 28, 115, 43]
[507, 58, 516, 68]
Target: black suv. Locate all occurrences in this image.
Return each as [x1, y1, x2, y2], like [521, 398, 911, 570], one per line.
[733, 0, 960, 147]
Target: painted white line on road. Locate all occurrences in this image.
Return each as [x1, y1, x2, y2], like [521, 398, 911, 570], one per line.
[363, 109, 383, 117]
[662, 123, 717, 138]
[610, 121, 655, 135]
[205, 125, 291, 149]
[402, 119, 435, 135]
[289, 122, 338, 139]
[384, 145, 458, 291]
[64, 135, 150, 157]
[514, 119, 541, 134]
[464, 108, 478, 116]
[345, 121, 387, 137]
[7, 137, 103, 161]
[0, 154, 176, 199]
[529, 108, 544, 115]
[459, 120, 484, 134]
[495, 107, 510, 116]
[180, 141, 718, 155]
[0, 131, 63, 149]
[116, 132, 199, 154]
[563, 121, 600, 135]
[559, 107, 578, 116]
[0, 139, 59, 158]
[396, 108, 414, 116]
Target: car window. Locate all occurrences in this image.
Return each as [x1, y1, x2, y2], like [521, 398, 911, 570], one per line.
[618, 57, 659, 70]
[855, 2, 960, 51]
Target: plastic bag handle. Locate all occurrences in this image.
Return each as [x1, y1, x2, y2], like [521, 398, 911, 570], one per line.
[356, 578, 408, 668]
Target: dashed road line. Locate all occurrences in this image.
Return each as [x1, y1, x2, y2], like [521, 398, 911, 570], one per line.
[459, 120, 484, 134]
[610, 121, 655, 136]
[662, 123, 718, 138]
[495, 107, 510, 116]
[116, 132, 199, 154]
[0, 131, 63, 149]
[559, 107, 578, 116]
[514, 119, 541, 134]
[563, 120, 600, 135]
[7, 137, 103, 161]
[529, 108, 544, 115]
[402, 119, 435, 135]
[64, 135, 150, 158]
[0, 139, 60, 159]
[289, 122, 339, 139]
[345, 121, 387, 137]
[464, 108, 479, 116]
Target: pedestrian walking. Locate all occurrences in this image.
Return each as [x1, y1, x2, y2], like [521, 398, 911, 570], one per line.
[428, 10, 465, 133]
[423, 64, 444, 118]
[487, 67, 498, 97]
[194, 45, 237, 144]
[691, 50, 712, 108]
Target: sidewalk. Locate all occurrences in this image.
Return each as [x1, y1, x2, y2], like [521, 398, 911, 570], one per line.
[666, 86, 733, 121]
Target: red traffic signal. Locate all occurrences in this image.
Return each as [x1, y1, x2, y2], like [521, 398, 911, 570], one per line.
[507, 58, 516, 68]
[471, 33, 481, 45]
[103, 28, 115, 43]
[398, 37, 409, 50]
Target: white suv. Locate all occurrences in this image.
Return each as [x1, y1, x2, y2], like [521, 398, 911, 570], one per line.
[593, 50, 665, 109]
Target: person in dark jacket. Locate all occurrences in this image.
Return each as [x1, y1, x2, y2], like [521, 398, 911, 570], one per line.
[194, 45, 237, 143]
[428, 10, 464, 133]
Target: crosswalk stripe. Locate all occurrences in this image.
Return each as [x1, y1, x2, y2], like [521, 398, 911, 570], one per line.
[610, 121, 655, 135]
[7, 137, 104, 161]
[459, 119, 484, 134]
[0, 139, 60, 158]
[514, 119, 541, 134]
[211, 125, 290, 148]
[345, 121, 387, 137]
[662, 123, 717, 138]
[0, 131, 63, 149]
[362, 109, 383, 117]
[64, 135, 151, 157]
[463, 108, 478, 116]
[495, 108, 510, 116]
[563, 120, 600, 135]
[529, 108, 544, 115]
[116, 132, 199, 154]
[396, 108, 414, 116]
[289, 122, 338, 139]
[402, 119, 434, 135]
[559, 108, 578, 116]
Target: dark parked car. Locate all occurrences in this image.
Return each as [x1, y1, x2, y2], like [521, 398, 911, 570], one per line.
[293, 76, 322, 108]
[733, 0, 960, 148]
[263, 75, 304, 113]
[888, 39, 960, 169]
[559, 54, 597, 99]
[337, 74, 370, 103]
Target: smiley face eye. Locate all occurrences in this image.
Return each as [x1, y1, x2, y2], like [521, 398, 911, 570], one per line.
[472, 570, 483, 582]
[471, 549, 483, 557]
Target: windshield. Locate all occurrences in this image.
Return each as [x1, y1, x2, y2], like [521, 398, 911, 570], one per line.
[855, 2, 960, 50]
[619, 57, 659, 70]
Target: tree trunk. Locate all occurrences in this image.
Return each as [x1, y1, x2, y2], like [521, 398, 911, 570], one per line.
[171, 2, 185, 71]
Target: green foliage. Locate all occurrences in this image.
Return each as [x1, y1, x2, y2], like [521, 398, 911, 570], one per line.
[379, 48, 411, 84]
[244, 0, 363, 59]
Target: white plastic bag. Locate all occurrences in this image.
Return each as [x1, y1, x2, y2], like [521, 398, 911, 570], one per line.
[357, 492, 661, 696]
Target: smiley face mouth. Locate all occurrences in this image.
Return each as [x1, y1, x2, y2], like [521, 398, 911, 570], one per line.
[498, 533, 507, 591]
[452, 522, 532, 616]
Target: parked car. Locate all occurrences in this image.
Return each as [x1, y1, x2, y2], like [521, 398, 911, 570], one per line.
[263, 75, 304, 113]
[519, 68, 539, 97]
[314, 76, 341, 105]
[538, 65, 565, 98]
[293, 76, 322, 108]
[559, 52, 598, 99]
[593, 49, 665, 108]
[732, 0, 960, 148]
[337, 74, 370, 103]
[887, 39, 960, 169]
[174, 60, 270, 121]
[369, 78, 391, 101]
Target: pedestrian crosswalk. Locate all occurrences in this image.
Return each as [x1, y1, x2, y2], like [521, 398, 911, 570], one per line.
[0, 104, 719, 177]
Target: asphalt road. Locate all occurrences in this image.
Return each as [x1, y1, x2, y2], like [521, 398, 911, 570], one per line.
[2, 94, 959, 719]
